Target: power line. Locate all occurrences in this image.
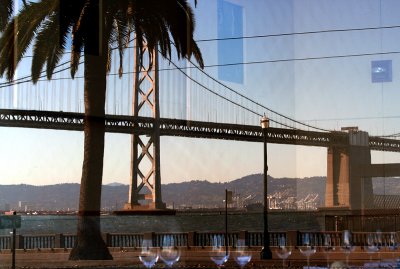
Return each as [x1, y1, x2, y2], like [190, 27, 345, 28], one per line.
[15, 24, 400, 59]
[4, 24, 400, 85]
[193, 51, 400, 68]
[195, 25, 400, 43]
[0, 38, 136, 86]
[2, 46, 397, 134]
[0, 61, 74, 87]
[3, 48, 400, 88]
[4, 48, 396, 132]
[0, 64, 80, 89]
[24, 48, 399, 80]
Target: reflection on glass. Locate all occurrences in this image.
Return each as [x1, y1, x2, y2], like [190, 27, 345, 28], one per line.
[233, 239, 251, 269]
[159, 235, 181, 268]
[388, 232, 398, 259]
[366, 232, 380, 261]
[388, 232, 398, 250]
[139, 239, 159, 269]
[323, 234, 335, 268]
[209, 235, 229, 268]
[275, 235, 291, 268]
[299, 233, 316, 269]
[341, 230, 355, 267]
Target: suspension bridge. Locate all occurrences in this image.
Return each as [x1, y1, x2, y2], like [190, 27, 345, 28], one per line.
[1, 41, 400, 212]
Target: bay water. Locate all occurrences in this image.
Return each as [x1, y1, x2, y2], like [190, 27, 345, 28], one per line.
[0, 212, 323, 235]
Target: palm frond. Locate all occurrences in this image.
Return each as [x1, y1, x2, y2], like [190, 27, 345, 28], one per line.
[58, 0, 87, 78]
[31, 12, 69, 82]
[128, 0, 204, 69]
[70, 51, 81, 79]
[0, 0, 13, 32]
[106, 46, 111, 74]
[69, 3, 85, 79]
[190, 39, 204, 69]
[0, 0, 58, 81]
[111, 9, 130, 78]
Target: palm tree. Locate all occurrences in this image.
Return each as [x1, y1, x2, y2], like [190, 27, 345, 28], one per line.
[0, 0, 13, 32]
[0, 0, 28, 31]
[0, 0, 203, 260]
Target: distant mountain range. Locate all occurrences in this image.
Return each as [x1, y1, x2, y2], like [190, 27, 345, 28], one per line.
[0, 174, 328, 211]
[2, 175, 397, 212]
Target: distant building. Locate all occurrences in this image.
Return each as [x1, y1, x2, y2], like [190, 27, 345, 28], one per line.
[18, 201, 28, 212]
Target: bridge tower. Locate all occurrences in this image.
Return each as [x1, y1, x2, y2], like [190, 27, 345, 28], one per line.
[325, 130, 374, 211]
[124, 40, 166, 210]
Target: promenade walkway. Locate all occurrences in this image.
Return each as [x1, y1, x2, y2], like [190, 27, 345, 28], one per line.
[0, 246, 398, 268]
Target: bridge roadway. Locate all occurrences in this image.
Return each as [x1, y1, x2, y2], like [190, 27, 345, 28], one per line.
[1, 109, 400, 152]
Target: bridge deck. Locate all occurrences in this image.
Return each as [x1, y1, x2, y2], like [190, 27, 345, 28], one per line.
[1, 109, 400, 151]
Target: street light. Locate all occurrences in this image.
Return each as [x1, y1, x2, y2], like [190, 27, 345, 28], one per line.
[260, 115, 272, 259]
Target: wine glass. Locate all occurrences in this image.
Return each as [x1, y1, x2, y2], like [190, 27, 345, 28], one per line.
[209, 235, 229, 268]
[233, 239, 251, 269]
[159, 235, 181, 268]
[322, 234, 335, 268]
[139, 239, 159, 269]
[376, 230, 383, 261]
[387, 232, 398, 259]
[341, 230, 355, 267]
[366, 232, 380, 261]
[299, 233, 316, 269]
[275, 235, 291, 268]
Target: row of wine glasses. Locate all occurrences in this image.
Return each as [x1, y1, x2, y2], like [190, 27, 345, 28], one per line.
[139, 236, 180, 268]
[297, 230, 399, 268]
[138, 232, 399, 268]
[209, 236, 253, 268]
[138, 235, 253, 269]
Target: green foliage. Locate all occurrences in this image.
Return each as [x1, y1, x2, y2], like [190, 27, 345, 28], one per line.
[0, 0, 204, 82]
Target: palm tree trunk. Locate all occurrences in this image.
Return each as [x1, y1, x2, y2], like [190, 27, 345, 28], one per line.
[69, 2, 112, 260]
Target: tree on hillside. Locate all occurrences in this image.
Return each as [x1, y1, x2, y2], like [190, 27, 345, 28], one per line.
[0, 0, 203, 260]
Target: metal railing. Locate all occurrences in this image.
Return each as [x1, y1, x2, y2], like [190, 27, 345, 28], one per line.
[0, 230, 399, 250]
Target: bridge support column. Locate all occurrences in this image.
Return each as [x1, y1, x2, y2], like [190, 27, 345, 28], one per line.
[326, 146, 350, 207]
[124, 40, 166, 211]
[325, 131, 373, 211]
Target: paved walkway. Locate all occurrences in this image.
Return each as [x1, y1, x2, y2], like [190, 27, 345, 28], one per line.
[0, 247, 397, 268]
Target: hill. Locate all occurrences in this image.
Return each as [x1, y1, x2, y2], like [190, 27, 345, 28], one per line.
[0, 174, 326, 211]
[162, 174, 326, 208]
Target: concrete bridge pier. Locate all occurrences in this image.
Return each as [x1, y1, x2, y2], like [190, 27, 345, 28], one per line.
[325, 131, 373, 212]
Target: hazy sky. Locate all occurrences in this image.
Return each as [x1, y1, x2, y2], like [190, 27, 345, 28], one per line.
[1, 0, 400, 186]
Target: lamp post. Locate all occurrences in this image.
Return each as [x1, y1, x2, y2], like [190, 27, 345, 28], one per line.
[260, 115, 272, 259]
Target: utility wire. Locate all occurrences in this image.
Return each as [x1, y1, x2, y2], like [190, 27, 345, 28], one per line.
[0, 61, 73, 87]
[3, 48, 400, 89]
[5, 48, 397, 132]
[3, 25, 400, 86]
[2, 40, 397, 133]
[13, 24, 400, 59]
[0, 38, 136, 87]
[196, 25, 400, 42]
[0, 64, 80, 89]
[11, 48, 400, 85]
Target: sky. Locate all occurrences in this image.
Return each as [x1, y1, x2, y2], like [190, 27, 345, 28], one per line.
[1, 0, 400, 186]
